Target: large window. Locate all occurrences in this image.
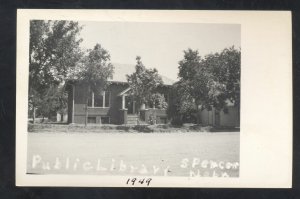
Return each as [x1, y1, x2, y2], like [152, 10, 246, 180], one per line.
[87, 93, 93, 107]
[94, 92, 104, 107]
[105, 91, 110, 107]
[88, 91, 110, 108]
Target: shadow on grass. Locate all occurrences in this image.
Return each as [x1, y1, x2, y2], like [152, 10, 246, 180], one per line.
[210, 127, 240, 132]
[28, 123, 239, 133]
[132, 125, 153, 133]
[116, 126, 131, 132]
[46, 122, 69, 125]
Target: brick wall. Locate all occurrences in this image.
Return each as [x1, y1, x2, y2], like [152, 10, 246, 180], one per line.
[72, 82, 128, 124]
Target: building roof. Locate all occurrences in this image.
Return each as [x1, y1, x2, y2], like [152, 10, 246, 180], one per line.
[118, 87, 131, 96]
[109, 63, 175, 85]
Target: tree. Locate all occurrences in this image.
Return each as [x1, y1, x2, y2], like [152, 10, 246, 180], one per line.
[36, 84, 68, 122]
[172, 46, 241, 125]
[29, 20, 83, 122]
[28, 89, 42, 123]
[126, 56, 164, 115]
[176, 49, 211, 124]
[167, 81, 196, 125]
[178, 48, 201, 81]
[149, 93, 168, 109]
[71, 44, 114, 126]
[205, 47, 241, 109]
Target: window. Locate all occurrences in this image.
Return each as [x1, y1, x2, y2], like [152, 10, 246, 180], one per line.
[87, 93, 93, 107]
[105, 91, 110, 107]
[88, 91, 110, 108]
[94, 92, 104, 107]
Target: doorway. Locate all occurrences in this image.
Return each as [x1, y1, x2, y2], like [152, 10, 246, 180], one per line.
[125, 97, 136, 115]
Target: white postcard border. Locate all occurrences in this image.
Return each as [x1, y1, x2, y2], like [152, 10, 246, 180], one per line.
[16, 9, 292, 188]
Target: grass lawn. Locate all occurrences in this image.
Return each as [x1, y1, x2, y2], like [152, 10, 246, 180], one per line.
[27, 132, 239, 177]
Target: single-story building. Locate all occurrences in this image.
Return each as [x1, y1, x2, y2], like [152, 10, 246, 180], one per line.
[199, 102, 240, 128]
[66, 63, 174, 125]
[66, 63, 240, 127]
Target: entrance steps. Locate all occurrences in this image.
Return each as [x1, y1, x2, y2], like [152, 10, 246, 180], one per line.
[127, 115, 147, 125]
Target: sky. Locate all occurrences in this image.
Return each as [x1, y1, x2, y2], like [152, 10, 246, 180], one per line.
[78, 21, 241, 81]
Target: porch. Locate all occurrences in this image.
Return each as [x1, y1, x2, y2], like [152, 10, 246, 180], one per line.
[118, 88, 168, 125]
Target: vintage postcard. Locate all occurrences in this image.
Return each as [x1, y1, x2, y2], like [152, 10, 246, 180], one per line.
[16, 10, 292, 187]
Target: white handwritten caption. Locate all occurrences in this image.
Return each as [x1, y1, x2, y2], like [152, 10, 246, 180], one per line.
[30, 155, 239, 177]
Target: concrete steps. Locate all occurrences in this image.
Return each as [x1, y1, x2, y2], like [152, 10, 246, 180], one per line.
[127, 115, 147, 125]
[127, 115, 138, 125]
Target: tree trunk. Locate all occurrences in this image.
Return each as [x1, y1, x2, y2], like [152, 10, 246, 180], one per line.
[85, 86, 90, 127]
[85, 102, 88, 126]
[137, 107, 140, 126]
[32, 106, 36, 124]
[61, 112, 64, 122]
[196, 102, 200, 125]
[237, 106, 240, 128]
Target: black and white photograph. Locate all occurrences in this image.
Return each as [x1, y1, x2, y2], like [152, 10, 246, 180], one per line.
[16, 10, 292, 188]
[27, 20, 240, 177]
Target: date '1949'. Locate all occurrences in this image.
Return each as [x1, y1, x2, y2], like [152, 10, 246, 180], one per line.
[126, 178, 152, 186]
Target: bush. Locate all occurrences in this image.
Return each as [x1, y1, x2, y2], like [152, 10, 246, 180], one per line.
[116, 125, 131, 131]
[182, 113, 197, 123]
[132, 125, 153, 133]
[170, 116, 183, 126]
[148, 113, 156, 125]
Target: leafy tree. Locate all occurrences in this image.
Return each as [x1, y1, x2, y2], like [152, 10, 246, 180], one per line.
[172, 47, 241, 125]
[29, 20, 83, 122]
[167, 81, 196, 125]
[173, 81, 197, 114]
[205, 46, 241, 109]
[176, 49, 211, 124]
[71, 44, 114, 126]
[126, 56, 163, 115]
[30, 20, 82, 87]
[178, 48, 201, 81]
[36, 84, 68, 122]
[28, 89, 42, 123]
[149, 93, 168, 109]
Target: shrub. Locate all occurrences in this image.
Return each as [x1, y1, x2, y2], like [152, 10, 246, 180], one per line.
[170, 116, 183, 126]
[116, 125, 131, 131]
[133, 125, 153, 133]
[148, 113, 156, 125]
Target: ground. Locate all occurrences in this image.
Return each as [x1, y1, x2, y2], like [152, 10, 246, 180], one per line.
[27, 132, 239, 177]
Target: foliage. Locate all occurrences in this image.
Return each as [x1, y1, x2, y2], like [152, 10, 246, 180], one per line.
[29, 20, 83, 121]
[69, 43, 114, 126]
[148, 113, 156, 125]
[169, 46, 240, 124]
[29, 20, 83, 90]
[178, 48, 201, 80]
[36, 85, 68, 119]
[71, 44, 114, 95]
[28, 88, 42, 119]
[149, 93, 168, 109]
[176, 49, 211, 112]
[205, 47, 241, 108]
[167, 81, 197, 126]
[171, 81, 196, 113]
[126, 56, 163, 112]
